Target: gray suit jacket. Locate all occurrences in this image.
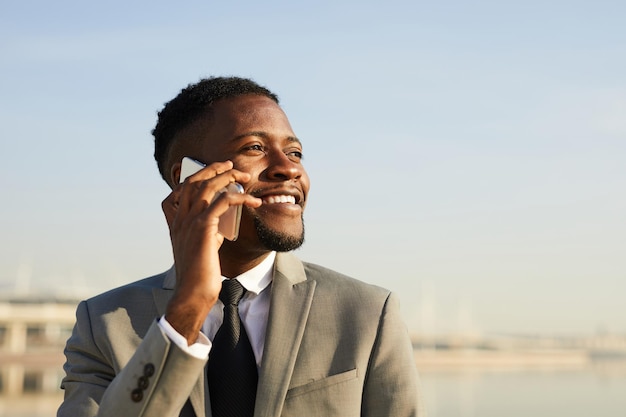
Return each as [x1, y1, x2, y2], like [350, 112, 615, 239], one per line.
[58, 252, 423, 417]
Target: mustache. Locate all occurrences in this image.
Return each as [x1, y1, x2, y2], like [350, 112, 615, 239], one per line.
[248, 185, 303, 199]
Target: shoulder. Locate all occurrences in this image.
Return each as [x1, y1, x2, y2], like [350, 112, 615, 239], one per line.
[301, 260, 393, 307]
[81, 270, 169, 313]
[302, 260, 388, 292]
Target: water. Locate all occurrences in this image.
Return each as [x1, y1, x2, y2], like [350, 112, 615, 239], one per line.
[1, 368, 625, 416]
[420, 367, 626, 417]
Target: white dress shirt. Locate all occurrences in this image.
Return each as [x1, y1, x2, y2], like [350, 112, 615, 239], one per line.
[159, 251, 275, 368]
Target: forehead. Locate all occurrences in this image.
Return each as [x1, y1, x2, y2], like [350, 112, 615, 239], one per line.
[209, 94, 293, 135]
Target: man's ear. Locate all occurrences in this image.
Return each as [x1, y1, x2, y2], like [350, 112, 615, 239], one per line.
[170, 161, 182, 187]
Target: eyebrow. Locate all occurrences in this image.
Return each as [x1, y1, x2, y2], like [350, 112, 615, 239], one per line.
[232, 131, 302, 145]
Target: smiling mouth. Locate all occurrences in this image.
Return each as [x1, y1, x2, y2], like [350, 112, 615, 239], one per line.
[262, 195, 297, 204]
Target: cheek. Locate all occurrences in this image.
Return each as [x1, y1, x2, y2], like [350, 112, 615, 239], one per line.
[230, 158, 262, 177]
[236, 208, 259, 239]
[301, 173, 311, 196]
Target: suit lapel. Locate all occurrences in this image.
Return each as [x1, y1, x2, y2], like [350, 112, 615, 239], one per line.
[153, 267, 208, 417]
[254, 252, 316, 417]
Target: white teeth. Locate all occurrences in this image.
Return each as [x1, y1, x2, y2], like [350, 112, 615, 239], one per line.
[263, 195, 296, 204]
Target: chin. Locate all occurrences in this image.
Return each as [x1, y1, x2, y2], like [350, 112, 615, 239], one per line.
[253, 216, 305, 252]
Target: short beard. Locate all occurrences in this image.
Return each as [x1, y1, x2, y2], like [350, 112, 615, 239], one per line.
[253, 215, 305, 252]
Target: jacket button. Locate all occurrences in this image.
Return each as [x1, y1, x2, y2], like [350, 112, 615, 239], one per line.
[138, 376, 149, 390]
[131, 388, 143, 402]
[144, 363, 155, 377]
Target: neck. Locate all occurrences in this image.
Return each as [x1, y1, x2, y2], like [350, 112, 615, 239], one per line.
[219, 244, 273, 278]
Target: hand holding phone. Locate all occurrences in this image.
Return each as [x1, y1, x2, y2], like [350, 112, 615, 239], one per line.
[179, 157, 244, 241]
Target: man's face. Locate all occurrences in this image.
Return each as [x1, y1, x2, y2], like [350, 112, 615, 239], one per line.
[176, 94, 310, 252]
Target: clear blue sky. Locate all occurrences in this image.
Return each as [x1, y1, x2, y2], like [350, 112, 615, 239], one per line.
[1, 0, 624, 335]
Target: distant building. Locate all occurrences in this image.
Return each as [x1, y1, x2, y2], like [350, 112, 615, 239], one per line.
[0, 296, 78, 396]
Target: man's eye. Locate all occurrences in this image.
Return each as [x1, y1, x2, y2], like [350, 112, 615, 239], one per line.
[287, 150, 303, 161]
[243, 144, 265, 153]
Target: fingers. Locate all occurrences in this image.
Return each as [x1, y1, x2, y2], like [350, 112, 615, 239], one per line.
[180, 173, 249, 220]
[161, 161, 260, 233]
[162, 191, 179, 230]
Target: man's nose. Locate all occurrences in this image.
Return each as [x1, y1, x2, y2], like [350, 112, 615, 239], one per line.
[265, 149, 303, 181]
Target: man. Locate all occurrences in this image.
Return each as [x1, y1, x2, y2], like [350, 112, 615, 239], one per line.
[58, 76, 423, 417]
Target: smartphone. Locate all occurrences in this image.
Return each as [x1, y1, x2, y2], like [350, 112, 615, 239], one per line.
[179, 157, 244, 241]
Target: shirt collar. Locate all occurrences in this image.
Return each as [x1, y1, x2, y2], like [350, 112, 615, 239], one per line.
[224, 251, 275, 296]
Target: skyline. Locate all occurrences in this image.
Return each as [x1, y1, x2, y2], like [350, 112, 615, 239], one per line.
[1, 1, 625, 335]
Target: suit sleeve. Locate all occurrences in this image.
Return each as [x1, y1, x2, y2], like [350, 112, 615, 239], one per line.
[361, 292, 426, 417]
[58, 300, 207, 417]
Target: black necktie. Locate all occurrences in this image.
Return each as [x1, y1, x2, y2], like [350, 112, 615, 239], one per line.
[208, 279, 258, 417]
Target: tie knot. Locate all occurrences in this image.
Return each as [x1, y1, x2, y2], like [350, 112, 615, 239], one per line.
[219, 279, 245, 306]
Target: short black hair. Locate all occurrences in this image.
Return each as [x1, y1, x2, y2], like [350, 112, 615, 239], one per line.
[152, 76, 279, 183]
